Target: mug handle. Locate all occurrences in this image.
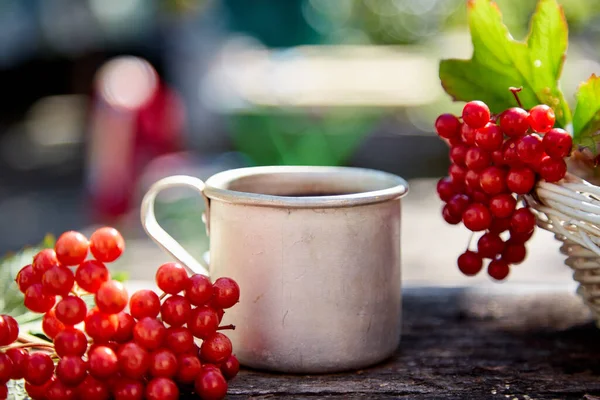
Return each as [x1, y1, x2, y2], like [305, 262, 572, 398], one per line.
[140, 175, 211, 276]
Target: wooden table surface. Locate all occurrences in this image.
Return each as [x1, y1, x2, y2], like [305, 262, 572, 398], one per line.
[222, 285, 600, 400]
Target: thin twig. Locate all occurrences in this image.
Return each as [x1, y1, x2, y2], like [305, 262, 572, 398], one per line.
[2, 342, 54, 351]
[509, 87, 524, 108]
[216, 324, 236, 331]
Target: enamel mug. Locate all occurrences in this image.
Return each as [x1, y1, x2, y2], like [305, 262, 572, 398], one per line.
[140, 166, 408, 373]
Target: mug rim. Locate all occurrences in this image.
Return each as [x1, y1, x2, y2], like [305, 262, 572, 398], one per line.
[203, 166, 408, 208]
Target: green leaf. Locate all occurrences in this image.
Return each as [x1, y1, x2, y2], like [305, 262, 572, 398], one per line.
[112, 271, 130, 283]
[0, 237, 54, 323]
[42, 233, 56, 249]
[573, 74, 600, 146]
[439, 0, 571, 128]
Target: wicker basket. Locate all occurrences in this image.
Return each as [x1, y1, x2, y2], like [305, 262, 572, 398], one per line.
[527, 173, 600, 324]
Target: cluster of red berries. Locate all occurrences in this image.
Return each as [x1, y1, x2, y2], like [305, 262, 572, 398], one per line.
[435, 96, 572, 280]
[1, 227, 240, 400]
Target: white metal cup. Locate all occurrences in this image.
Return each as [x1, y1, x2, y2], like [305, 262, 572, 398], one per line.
[140, 166, 409, 373]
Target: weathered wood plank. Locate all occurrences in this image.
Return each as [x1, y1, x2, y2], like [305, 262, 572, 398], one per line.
[218, 286, 600, 399]
[14, 285, 594, 399]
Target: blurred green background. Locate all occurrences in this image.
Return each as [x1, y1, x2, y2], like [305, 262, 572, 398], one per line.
[0, 0, 599, 254]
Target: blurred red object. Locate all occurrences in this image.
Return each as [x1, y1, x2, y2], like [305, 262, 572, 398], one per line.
[86, 56, 185, 220]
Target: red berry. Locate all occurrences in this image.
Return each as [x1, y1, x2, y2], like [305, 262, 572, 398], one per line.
[449, 164, 467, 184]
[477, 233, 505, 258]
[200, 332, 233, 364]
[161, 295, 192, 327]
[16, 264, 40, 293]
[446, 194, 470, 217]
[0, 316, 10, 346]
[188, 306, 219, 339]
[55, 295, 87, 326]
[117, 343, 150, 380]
[510, 208, 536, 234]
[25, 352, 54, 386]
[212, 278, 240, 309]
[84, 309, 118, 343]
[457, 251, 483, 276]
[221, 355, 240, 381]
[56, 355, 88, 387]
[195, 367, 228, 400]
[528, 104, 555, 133]
[0, 353, 13, 384]
[42, 309, 66, 340]
[149, 349, 178, 378]
[448, 136, 463, 147]
[436, 177, 457, 202]
[542, 128, 573, 158]
[186, 274, 214, 306]
[133, 317, 166, 350]
[0, 383, 6, 399]
[114, 379, 144, 400]
[89, 227, 125, 262]
[55, 231, 89, 266]
[464, 170, 481, 192]
[24, 283, 56, 313]
[488, 259, 510, 280]
[26, 378, 54, 400]
[491, 149, 505, 166]
[506, 167, 536, 194]
[460, 123, 477, 145]
[55, 328, 88, 357]
[46, 379, 76, 400]
[503, 240, 527, 264]
[442, 205, 462, 225]
[465, 147, 491, 171]
[502, 137, 523, 167]
[539, 155, 567, 183]
[76, 260, 110, 294]
[76, 376, 110, 400]
[114, 312, 136, 343]
[146, 377, 179, 400]
[6, 348, 28, 380]
[462, 100, 490, 129]
[526, 151, 546, 172]
[176, 353, 202, 384]
[42, 265, 75, 296]
[113, 378, 144, 400]
[488, 194, 516, 219]
[435, 114, 461, 139]
[475, 123, 503, 151]
[450, 144, 469, 166]
[165, 327, 195, 354]
[479, 166, 507, 195]
[0, 315, 18, 346]
[88, 345, 119, 380]
[499, 107, 529, 136]
[129, 289, 160, 320]
[32, 249, 60, 276]
[462, 203, 492, 231]
[95, 280, 128, 314]
[510, 230, 533, 243]
[516, 134, 544, 163]
[156, 263, 190, 295]
[542, 128, 572, 158]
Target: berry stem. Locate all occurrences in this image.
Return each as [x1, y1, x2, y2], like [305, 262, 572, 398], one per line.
[17, 332, 53, 346]
[466, 232, 475, 251]
[216, 324, 236, 331]
[159, 292, 167, 301]
[509, 87, 524, 108]
[1, 342, 54, 351]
